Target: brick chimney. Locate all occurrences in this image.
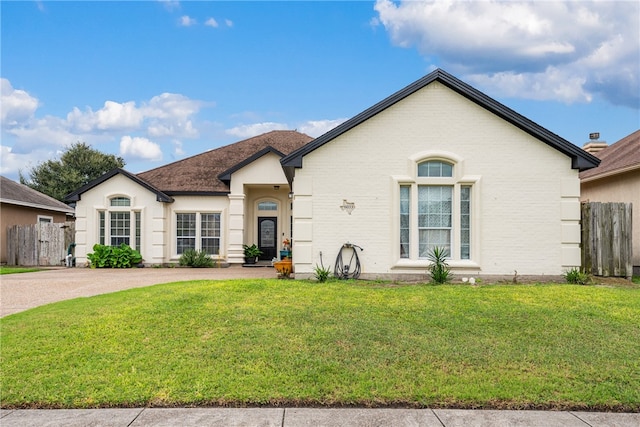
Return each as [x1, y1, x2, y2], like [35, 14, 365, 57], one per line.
[583, 132, 607, 155]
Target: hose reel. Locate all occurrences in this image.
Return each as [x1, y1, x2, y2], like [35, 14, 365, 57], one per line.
[334, 243, 364, 279]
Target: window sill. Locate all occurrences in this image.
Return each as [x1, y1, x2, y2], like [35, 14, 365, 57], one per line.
[392, 259, 480, 270]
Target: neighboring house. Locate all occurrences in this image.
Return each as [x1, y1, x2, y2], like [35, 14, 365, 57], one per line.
[65, 131, 313, 266]
[1, 176, 75, 264]
[281, 69, 600, 279]
[67, 69, 601, 280]
[580, 130, 640, 276]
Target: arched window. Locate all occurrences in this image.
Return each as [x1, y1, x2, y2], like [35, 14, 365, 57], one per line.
[110, 197, 130, 207]
[417, 160, 453, 177]
[257, 201, 277, 211]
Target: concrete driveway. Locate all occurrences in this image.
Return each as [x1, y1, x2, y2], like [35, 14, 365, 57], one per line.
[0, 266, 275, 317]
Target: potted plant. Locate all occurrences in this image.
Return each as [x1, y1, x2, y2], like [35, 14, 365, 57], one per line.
[243, 244, 263, 264]
[280, 238, 292, 259]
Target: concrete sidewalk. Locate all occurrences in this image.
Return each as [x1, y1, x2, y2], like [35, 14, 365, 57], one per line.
[0, 408, 638, 427]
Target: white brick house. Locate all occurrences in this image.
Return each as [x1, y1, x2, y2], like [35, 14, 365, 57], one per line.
[281, 69, 600, 280]
[66, 70, 599, 279]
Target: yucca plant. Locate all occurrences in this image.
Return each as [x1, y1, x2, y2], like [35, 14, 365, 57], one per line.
[427, 246, 452, 284]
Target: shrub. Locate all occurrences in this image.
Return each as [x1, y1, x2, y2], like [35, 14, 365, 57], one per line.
[179, 249, 215, 268]
[87, 243, 142, 268]
[313, 264, 332, 282]
[427, 246, 452, 284]
[243, 244, 263, 259]
[563, 267, 591, 285]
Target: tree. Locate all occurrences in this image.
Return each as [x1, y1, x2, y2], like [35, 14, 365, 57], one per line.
[20, 142, 125, 202]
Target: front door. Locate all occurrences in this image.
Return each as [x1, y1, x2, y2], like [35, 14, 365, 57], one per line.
[258, 217, 277, 260]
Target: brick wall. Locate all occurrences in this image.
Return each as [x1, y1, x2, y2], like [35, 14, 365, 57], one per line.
[292, 81, 580, 278]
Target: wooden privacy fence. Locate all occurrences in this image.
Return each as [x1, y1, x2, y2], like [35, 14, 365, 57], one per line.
[581, 202, 633, 279]
[6, 222, 75, 266]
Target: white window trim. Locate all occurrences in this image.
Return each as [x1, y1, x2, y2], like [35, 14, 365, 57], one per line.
[173, 211, 223, 258]
[96, 194, 142, 251]
[391, 153, 482, 270]
[255, 198, 286, 250]
[37, 215, 53, 223]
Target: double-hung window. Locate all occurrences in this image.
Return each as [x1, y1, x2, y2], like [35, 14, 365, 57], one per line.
[399, 158, 476, 263]
[418, 185, 452, 257]
[110, 211, 131, 246]
[176, 212, 221, 255]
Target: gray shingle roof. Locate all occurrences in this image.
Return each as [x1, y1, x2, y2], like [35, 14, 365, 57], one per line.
[1, 176, 75, 214]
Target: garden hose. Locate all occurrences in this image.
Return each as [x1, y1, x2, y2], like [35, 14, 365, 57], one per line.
[334, 243, 364, 279]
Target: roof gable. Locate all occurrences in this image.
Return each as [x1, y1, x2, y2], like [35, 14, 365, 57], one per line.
[218, 146, 286, 184]
[281, 69, 600, 177]
[1, 176, 75, 214]
[138, 130, 312, 194]
[580, 129, 640, 181]
[64, 168, 173, 203]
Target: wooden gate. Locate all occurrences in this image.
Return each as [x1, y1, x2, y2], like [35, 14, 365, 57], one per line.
[581, 202, 633, 279]
[6, 222, 75, 266]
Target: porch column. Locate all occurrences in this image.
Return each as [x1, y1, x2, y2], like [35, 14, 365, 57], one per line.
[228, 193, 245, 264]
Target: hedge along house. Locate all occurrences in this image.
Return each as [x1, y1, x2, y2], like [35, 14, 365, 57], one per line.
[281, 69, 600, 280]
[65, 131, 312, 266]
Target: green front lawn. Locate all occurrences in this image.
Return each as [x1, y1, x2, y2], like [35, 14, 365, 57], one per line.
[1, 280, 639, 410]
[0, 266, 42, 275]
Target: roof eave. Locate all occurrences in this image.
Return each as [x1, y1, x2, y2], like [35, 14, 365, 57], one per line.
[0, 198, 75, 214]
[64, 168, 174, 203]
[581, 163, 640, 183]
[164, 191, 230, 197]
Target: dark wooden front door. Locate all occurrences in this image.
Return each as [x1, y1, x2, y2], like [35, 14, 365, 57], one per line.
[258, 217, 277, 260]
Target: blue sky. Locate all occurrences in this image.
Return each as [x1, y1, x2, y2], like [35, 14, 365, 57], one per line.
[2, 0, 639, 182]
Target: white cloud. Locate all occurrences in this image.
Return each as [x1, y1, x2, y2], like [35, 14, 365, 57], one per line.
[66, 100, 143, 132]
[64, 93, 204, 139]
[374, 0, 640, 107]
[225, 19, 233, 28]
[7, 115, 101, 152]
[173, 140, 185, 156]
[143, 93, 203, 121]
[226, 122, 290, 138]
[205, 17, 218, 28]
[1, 78, 207, 179]
[119, 136, 163, 161]
[158, 0, 180, 12]
[465, 67, 591, 104]
[1, 79, 39, 126]
[97, 101, 144, 130]
[0, 145, 62, 179]
[179, 15, 196, 27]
[0, 145, 24, 176]
[147, 120, 198, 139]
[297, 119, 347, 137]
